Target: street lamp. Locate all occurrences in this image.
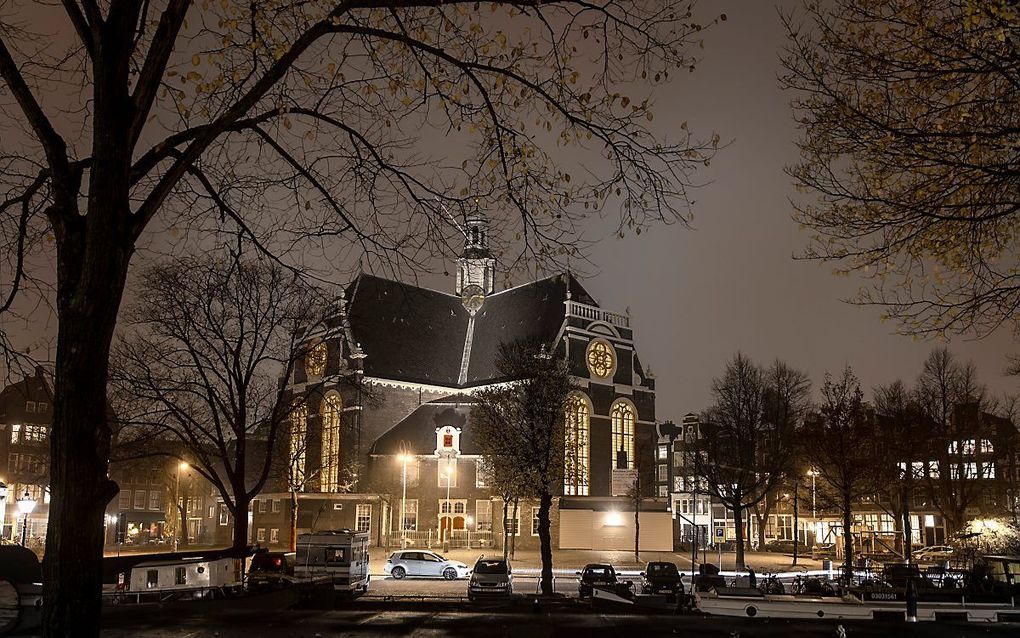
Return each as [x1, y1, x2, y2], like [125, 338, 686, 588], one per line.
[0, 480, 8, 543]
[174, 462, 189, 551]
[16, 488, 37, 547]
[806, 469, 818, 518]
[397, 453, 411, 548]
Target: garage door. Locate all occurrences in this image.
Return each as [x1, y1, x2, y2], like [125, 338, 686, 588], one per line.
[558, 509, 594, 549]
[637, 512, 673, 551]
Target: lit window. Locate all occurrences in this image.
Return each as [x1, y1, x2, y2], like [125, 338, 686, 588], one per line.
[219, 505, 229, 526]
[982, 462, 996, 479]
[356, 504, 371, 532]
[133, 490, 146, 510]
[980, 439, 994, 454]
[563, 393, 590, 496]
[962, 439, 977, 455]
[402, 499, 418, 531]
[305, 342, 328, 377]
[657, 445, 668, 461]
[257, 528, 266, 543]
[531, 507, 541, 536]
[10, 423, 21, 443]
[149, 490, 161, 511]
[611, 400, 637, 469]
[586, 339, 615, 378]
[475, 500, 492, 531]
[320, 394, 343, 491]
[289, 404, 308, 488]
[964, 462, 978, 479]
[270, 528, 280, 543]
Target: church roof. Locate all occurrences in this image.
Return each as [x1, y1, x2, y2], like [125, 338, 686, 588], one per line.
[345, 272, 595, 389]
[370, 399, 479, 455]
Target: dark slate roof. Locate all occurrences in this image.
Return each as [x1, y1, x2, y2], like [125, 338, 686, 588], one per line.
[346, 272, 595, 388]
[345, 274, 469, 387]
[371, 399, 478, 455]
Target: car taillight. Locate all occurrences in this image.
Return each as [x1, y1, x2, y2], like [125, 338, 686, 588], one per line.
[273, 558, 282, 567]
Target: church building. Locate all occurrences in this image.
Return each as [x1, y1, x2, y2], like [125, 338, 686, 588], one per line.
[255, 211, 672, 552]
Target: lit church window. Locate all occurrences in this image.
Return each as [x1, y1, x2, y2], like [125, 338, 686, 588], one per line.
[320, 393, 343, 491]
[305, 342, 328, 377]
[289, 404, 308, 487]
[563, 393, 590, 496]
[586, 339, 615, 378]
[611, 400, 636, 469]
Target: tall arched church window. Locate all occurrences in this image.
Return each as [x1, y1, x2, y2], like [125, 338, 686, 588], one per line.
[320, 393, 343, 491]
[564, 394, 590, 496]
[290, 404, 308, 488]
[586, 339, 615, 379]
[611, 400, 636, 469]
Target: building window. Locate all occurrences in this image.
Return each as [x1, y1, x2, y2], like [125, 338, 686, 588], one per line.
[563, 393, 590, 496]
[133, 490, 146, 510]
[10, 423, 21, 443]
[964, 462, 979, 479]
[475, 460, 489, 488]
[219, 505, 229, 526]
[270, 528, 280, 543]
[356, 504, 372, 533]
[402, 499, 418, 531]
[25, 401, 36, 413]
[611, 400, 636, 469]
[148, 490, 161, 511]
[438, 457, 457, 488]
[405, 458, 421, 486]
[657, 445, 668, 461]
[586, 339, 615, 378]
[476, 500, 492, 532]
[258, 499, 267, 513]
[656, 464, 668, 482]
[37, 402, 47, 413]
[272, 499, 281, 513]
[657, 485, 668, 497]
[980, 439, 994, 454]
[505, 508, 520, 536]
[119, 490, 132, 510]
[531, 507, 541, 536]
[982, 462, 996, 479]
[305, 341, 328, 377]
[320, 393, 343, 491]
[257, 528, 266, 543]
[289, 403, 308, 487]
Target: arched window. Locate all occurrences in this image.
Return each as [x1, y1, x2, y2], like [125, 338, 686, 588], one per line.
[611, 400, 636, 469]
[320, 393, 343, 491]
[564, 393, 590, 496]
[289, 404, 308, 488]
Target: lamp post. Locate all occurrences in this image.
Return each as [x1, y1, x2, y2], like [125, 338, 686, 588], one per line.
[16, 488, 37, 547]
[174, 462, 189, 552]
[0, 480, 8, 543]
[397, 453, 410, 548]
[807, 469, 818, 518]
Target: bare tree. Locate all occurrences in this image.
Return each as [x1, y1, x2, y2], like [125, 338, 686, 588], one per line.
[781, 1, 1020, 339]
[696, 354, 804, 571]
[0, 3, 721, 631]
[626, 440, 653, 562]
[472, 340, 574, 595]
[872, 380, 925, 559]
[915, 348, 995, 534]
[802, 366, 878, 587]
[112, 250, 325, 551]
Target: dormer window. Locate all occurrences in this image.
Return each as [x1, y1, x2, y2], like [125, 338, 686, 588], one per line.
[435, 425, 462, 454]
[26, 401, 36, 413]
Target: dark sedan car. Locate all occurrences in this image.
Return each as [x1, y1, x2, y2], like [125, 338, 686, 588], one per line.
[640, 561, 683, 597]
[577, 563, 618, 598]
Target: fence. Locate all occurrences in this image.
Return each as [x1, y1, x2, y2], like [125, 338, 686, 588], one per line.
[381, 529, 495, 550]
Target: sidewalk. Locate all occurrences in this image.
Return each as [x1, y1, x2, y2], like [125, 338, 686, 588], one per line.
[370, 547, 823, 576]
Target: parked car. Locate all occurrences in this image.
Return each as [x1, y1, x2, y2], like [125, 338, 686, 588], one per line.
[764, 540, 797, 553]
[467, 557, 513, 600]
[912, 545, 956, 563]
[577, 563, 618, 598]
[383, 550, 471, 580]
[639, 561, 682, 597]
[248, 550, 295, 590]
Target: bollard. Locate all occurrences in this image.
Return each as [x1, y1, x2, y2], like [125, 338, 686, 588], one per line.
[905, 577, 918, 622]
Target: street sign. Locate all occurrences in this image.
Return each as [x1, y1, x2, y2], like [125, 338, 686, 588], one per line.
[715, 527, 724, 539]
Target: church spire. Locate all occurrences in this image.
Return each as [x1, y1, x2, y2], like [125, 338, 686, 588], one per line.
[456, 204, 496, 311]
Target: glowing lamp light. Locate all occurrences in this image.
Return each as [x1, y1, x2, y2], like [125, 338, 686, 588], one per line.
[604, 511, 624, 527]
[16, 489, 37, 516]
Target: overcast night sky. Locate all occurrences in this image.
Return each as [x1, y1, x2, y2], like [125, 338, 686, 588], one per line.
[3, 1, 1017, 418]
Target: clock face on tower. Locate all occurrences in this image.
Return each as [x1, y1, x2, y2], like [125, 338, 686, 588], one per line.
[305, 342, 328, 377]
[461, 284, 485, 313]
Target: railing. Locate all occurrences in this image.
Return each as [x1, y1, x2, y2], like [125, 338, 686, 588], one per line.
[381, 529, 495, 549]
[566, 301, 630, 329]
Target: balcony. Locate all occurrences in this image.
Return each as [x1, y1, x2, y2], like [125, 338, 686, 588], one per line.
[566, 300, 630, 329]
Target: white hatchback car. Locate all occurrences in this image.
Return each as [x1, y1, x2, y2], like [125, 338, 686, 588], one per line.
[383, 550, 472, 580]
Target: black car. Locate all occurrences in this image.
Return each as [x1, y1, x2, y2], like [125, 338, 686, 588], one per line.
[248, 551, 296, 590]
[640, 561, 683, 597]
[577, 563, 618, 598]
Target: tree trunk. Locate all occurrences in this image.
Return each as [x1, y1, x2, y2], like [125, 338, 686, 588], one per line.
[233, 495, 251, 551]
[842, 492, 854, 587]
[290, 490, 299, 552]
[509, 498, 519, 560]
[501, 498, 510, 561]
[43, 221, 131, 636]
[901, 486, 912, 561]
[179, 503, 188, 548]
[537, 491, 554, 595]
[733, 504, 746, 571]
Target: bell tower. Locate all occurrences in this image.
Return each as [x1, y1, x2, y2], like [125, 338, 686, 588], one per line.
[456, 209, 495, 311]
